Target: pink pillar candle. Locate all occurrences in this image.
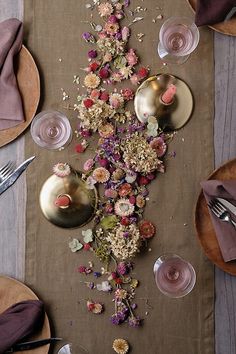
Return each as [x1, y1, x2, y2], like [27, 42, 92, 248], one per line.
[161, 84, 177, 105]
[54, 194, 71, 208]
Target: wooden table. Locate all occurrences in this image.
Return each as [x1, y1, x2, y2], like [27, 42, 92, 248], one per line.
[0, 1, 235, 353]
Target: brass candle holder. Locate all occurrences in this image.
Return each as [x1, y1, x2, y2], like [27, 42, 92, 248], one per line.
[134, 74, 193, 130]
[39, 169, 98, 228]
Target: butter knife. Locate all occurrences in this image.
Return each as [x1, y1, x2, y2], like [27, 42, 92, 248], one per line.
[217, 197, 236, 216]
[0, 156, 35, 196]
[6, 338, 62, 352]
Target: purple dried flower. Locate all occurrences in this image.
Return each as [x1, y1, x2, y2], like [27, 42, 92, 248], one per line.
[88, 49, 97, 59]
[131, 303, 137, 309]
[94, 272, 102, 278]
[115, 32, 122, 40]
[82, 32, 95, 43]
[108, 15, 118, 23]
[128, 316, 142, 327]
[117, 262, 128, 275]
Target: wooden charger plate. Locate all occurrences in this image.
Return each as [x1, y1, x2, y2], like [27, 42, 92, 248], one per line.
[0, 276, 50, 354]
[195, 159, 236, 275]
[0, 45, 40, 148]
[187, 0, 236, 36]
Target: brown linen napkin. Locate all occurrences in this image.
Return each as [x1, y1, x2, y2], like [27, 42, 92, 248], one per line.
[0, 300, 45, 353]
[201, 179, 236, 262]
[0, 18, 24, 130]
[195, 0, 236, 26]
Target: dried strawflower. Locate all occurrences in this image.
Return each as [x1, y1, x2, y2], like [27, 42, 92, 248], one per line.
[93, 167, 110, 183]
[136, 194, 145, 208]
[126, 48, 138, 66]
[112, 168, 125, 181]
[105, 188, 118, 199]
[112, 338, 129, 354]
[115, 289, 127, 299]
[109, 93, 124, 109]
[53, 163, 71, 177]
[84, 73, 101, 89]
[118, 183, 132, 197]
[114, 199, 134, 217]
[139, 220, 156, 239]
[104, 22, 119, 35]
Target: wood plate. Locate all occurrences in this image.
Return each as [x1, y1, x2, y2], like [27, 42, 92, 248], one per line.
[195, 159, 236, 275]
[187, 0, 236, 36]
[0, 276, 50, 353]
[0, 45, 40, 148]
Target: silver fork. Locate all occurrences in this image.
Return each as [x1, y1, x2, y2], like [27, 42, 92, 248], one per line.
[0, 161, 16, 184]
[208, 199, 236, 229]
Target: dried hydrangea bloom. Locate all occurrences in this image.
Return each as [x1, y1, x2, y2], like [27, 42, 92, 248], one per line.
[112, 338, 129, 354]
[76, 99, 115, 132]
[106, 224, 141, 260]
[122, 133, 161, 174]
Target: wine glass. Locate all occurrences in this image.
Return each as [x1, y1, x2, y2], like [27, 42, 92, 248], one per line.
[58, 343, 88, 353]
[157, 17, 200, 64]
[30, 110, 72, 150]
[153, 254, 196, 298]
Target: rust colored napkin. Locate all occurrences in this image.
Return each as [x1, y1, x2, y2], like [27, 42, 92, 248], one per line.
[0, 18, 24, 130]
[0, 300, 45, 354]
[195, 0, 236, 26]
[201, 180, 236, 262]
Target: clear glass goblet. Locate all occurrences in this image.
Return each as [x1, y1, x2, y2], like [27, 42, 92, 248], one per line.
[153, 254, 196, 298]
[157, 17, 200, 64]
[30, 110, 72, 150]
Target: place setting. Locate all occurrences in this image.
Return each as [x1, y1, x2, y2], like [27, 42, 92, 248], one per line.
[0, 0, 236, 353]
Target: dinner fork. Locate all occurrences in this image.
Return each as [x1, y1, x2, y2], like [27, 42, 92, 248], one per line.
[0, 161, 16, 184]
[208, 199, 236, 229]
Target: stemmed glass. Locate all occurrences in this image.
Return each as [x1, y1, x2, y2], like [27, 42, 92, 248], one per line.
[153, 254, 196, 298]
[30, 110, 72, 150]
[157, 17, 200, 64]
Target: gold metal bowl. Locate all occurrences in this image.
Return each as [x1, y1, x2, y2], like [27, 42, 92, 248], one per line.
[134, 74, 193, 130]
[39, 170, 97, 228]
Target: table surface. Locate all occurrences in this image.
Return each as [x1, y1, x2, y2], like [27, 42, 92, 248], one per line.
[1, 1, 236, 353]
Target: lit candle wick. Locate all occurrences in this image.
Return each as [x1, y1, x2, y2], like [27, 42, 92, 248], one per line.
[161, 84, 177, 105]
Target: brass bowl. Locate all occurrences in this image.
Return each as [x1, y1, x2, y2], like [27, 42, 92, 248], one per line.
[39, 170, 98, 228]
[134, 74, 193, 130]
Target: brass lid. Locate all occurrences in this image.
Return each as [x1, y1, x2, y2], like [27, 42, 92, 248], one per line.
[134, 74, 193, 130]
[39, 170, 98, 228]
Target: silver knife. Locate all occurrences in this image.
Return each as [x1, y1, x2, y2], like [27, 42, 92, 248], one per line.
[0, 156, 35, 196]
[217, 197, 236, 216]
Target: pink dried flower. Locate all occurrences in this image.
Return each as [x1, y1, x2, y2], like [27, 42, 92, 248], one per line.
[88, 49, 97, 59]
[98, 2, 113, 17]
[90, 89, 100, 99]
[130, 73, 140, 85]
[126, 49, 138, 67]
[83, 159, 94, 171]
[150, 137, 167, 157]
[121, 26, 130, 41]
[121, 88, 134, 101]
[105, 189, 118, 199]
[108, 15, 118, 23]
[117, 262, 128, 275]
[98, 157, 109, 168]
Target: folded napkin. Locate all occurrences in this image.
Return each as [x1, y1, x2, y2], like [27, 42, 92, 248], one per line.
[201, 180, 236, 262]
[0, 18, 24, 130]
[195, 0, 236, 26]
[0, 300, 45, 353]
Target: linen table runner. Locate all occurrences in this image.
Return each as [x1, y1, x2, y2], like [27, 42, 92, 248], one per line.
[24, 1, 214, 353]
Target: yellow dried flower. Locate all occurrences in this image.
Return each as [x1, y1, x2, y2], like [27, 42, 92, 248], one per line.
[113, 339, 129, 354]
[84, 73, 100, 89]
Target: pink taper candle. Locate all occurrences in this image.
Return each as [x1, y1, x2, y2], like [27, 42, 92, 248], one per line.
[54, 195, 71, 208]
[161, 84, 177, 104]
